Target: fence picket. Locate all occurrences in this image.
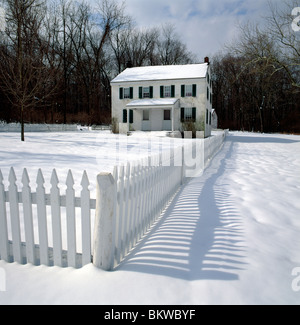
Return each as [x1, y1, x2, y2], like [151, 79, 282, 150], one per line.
[0, 170, 9, 262]
[127, 164, 135, 251]
[66, 170, 76, 268]
[122, 163, 130, 258]
[112, 166, 118, 267]
[116, 165, 124, 264]
[81, 171, 91, 266]
[131, 164, 139, 248]
[36, 169, 49, 266]
[141, 161, 147, 234]
[22, 169, 35, 265]
[135, 164, 142, 243]
[145, 161, 152, 229]
[9, 168, 22, 264]
[50, 169, 63, 267]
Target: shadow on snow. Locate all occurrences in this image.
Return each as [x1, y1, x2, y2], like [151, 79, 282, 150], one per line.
[117, 135, 249, 281]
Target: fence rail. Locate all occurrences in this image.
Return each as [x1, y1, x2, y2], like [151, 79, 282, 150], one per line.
[0, 168, 95, 268]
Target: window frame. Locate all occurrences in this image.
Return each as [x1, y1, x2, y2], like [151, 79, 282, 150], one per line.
[181, 84, 197, 98]
[181, 107, 196, 123]
[164, 109, 171, 121]
[164, 86, 172, 98]
[123, 88, 131, 99]
[120, 87, 133, 100]
[185, 85, 193, 97]
[143, 87, 150, 98]
[139, 86, 153, 99]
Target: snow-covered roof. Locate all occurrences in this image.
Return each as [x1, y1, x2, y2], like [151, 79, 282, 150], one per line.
[127, 98, 179, 108]
[111, 64, 209, 83]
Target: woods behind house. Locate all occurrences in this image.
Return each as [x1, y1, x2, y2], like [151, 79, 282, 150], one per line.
[0, 0, 299, 134]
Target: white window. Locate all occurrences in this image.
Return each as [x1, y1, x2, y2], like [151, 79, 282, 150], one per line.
[124, 88, 130, 99]
[184, 107, 193, 121]
[185, 85, 193, 97]
[143, 87, 150, 98]
[164, 86, 171, 98]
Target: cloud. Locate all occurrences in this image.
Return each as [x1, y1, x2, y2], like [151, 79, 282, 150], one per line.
[89, 0, 287, 58]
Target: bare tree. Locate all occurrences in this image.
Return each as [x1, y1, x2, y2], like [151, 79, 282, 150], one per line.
[235, 1, 300, 90]
[156, 23, 195, 65]
[66, 0, 130, 117]
[0, 0, 59, 141]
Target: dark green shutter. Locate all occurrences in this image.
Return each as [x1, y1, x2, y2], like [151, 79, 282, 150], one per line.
[171, 85, 175, 98]
[150, 86, 153, 99]
[123, 109, 127, 123]
[192, 107, 196, 121]
[192, 84, 197, 97]
[139, 87, 143, 99]
[130, 87, 133, 99]
[129, 110, 134, 124]
[181, 107, 185, 122]
[160, 86, 164, 98]
[181, 85, 185, 97]
[119, 88, 123, 100]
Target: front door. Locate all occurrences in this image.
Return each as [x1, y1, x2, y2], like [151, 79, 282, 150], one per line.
[163, 109, 171, 131]
[142, 109, 150, 131]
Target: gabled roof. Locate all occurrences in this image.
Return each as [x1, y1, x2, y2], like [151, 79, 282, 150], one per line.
[111, 63, 209, 83]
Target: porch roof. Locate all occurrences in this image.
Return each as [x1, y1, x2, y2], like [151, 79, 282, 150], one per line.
[126, 98, 179, 109]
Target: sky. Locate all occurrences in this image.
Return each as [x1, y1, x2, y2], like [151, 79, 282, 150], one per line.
[112, 0, 286, 60]
[0, 0, 291, 60]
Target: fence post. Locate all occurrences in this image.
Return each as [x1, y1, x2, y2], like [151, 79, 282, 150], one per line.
[93, 173, 116, 271]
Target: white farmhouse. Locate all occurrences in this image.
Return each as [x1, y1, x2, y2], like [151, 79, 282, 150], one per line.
[111, 58, 213, 137]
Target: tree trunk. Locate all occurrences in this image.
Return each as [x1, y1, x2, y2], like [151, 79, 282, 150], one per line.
[21, 103, 25, 142]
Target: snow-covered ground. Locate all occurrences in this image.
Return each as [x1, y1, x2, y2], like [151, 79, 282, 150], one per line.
[0, 131, 300, 305]
[0, 130, 183, 194]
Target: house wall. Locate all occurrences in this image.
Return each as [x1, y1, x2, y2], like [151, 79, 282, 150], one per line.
[111, 67, 213, 136]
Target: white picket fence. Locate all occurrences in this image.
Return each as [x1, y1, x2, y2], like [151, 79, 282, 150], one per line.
[93, 131, 227, 270]
[0, 123, 78, 132]
[0, 168, 95, 268]
[111, 146, 184, 269]
[0, 131, 227, 270]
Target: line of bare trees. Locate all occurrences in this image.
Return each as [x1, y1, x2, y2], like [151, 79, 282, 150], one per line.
[212, 0, 300, 133]
[1, 0, 299, 139]
[0, 0, 194, 140]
